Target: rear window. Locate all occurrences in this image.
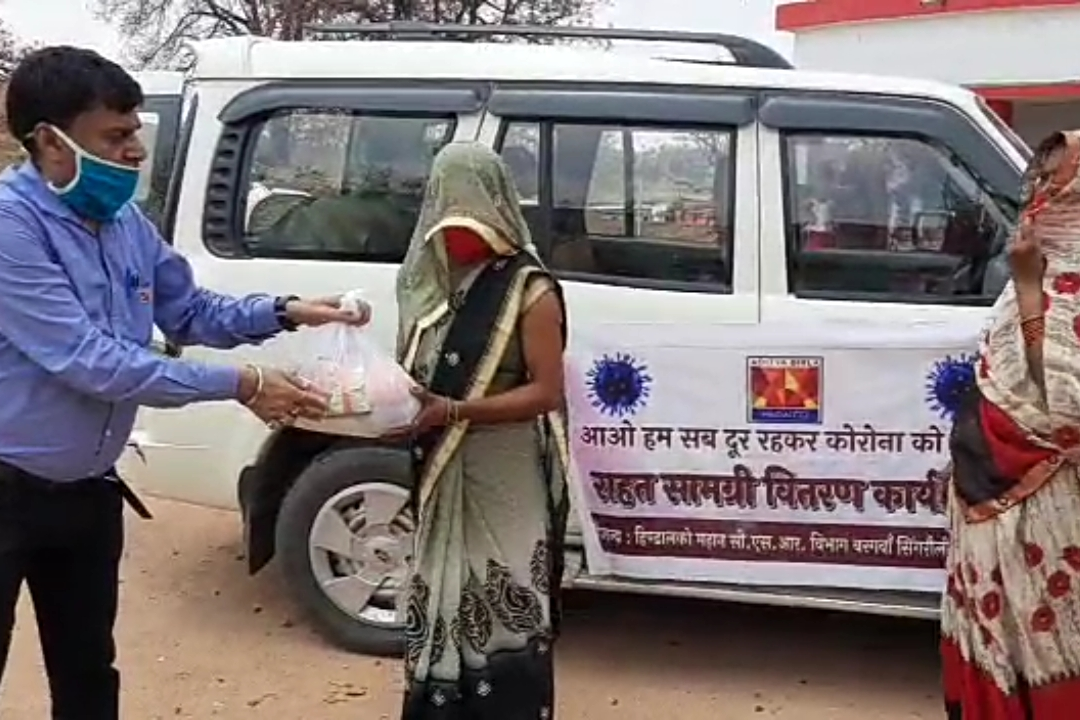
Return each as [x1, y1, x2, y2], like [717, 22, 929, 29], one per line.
[237, 109, 456, 262]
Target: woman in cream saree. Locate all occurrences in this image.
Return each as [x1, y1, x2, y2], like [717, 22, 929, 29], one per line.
[942, 130, 1080, 718]
[391, 142, 570, 720]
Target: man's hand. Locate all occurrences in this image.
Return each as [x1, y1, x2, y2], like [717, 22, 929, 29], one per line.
[238, 365, 329, 428]
[285, 296, 371, 328]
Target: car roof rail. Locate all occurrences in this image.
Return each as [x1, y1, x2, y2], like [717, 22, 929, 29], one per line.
[303, 21, 793, 70]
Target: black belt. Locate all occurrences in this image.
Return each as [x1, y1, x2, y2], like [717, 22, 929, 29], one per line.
[114, 475, 154, 519]
[0, 461, 153, 520]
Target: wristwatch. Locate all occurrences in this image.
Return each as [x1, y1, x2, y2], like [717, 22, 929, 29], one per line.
[274, 295, 300, 332]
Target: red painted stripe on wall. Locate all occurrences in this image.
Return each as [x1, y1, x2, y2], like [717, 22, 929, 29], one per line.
[776, 0, 1080, 32]
[974, 83, 1080, 100]
[983, 98, 1014, 125]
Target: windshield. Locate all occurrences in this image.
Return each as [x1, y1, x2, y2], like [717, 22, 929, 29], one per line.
[977, 97, 1032, 162]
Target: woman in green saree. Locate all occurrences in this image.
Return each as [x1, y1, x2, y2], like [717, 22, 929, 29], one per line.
[390, 141, 570, 720]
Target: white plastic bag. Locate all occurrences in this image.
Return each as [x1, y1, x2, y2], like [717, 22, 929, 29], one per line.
[290, 291, 420, 438]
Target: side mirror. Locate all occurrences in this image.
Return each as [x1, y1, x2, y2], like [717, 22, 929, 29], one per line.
[914, 210, 952, 252]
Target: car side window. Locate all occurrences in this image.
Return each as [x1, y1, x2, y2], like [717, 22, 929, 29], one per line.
[499, 120, 735, 290]
[784, 133, 1014, 303]
[499, 122, 543, 244]
[501, 122, 541, 205]
[242, 109, 455, 262]
[134, 111, 161, 221]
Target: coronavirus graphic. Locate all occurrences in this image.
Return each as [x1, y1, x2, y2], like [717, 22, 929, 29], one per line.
[586, 353, 652, 418]
[925, 353, 978, 422]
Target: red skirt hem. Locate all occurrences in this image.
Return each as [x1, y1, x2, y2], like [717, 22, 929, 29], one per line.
[942, 637, 1080, 719]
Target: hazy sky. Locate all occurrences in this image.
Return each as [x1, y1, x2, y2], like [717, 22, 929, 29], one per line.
[2, 0, 794, 65]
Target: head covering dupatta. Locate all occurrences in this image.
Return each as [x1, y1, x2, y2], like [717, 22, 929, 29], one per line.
[392, 142, 569, 519]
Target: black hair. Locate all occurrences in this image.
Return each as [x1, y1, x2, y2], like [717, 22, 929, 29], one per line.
[4, 46, 143, 153]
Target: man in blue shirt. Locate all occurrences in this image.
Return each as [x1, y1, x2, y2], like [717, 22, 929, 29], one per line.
[0, 47, 368, 718]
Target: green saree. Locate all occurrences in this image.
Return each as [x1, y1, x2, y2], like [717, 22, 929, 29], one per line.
[395, 143, 570, 720]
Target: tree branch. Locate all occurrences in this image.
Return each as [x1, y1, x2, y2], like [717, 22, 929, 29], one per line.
[197, 0, 254, 34]
[136, 9, 206, 67]
[98, 0, 604, 66]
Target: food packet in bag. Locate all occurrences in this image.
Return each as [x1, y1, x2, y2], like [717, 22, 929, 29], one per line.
[290, 291, 420, 438]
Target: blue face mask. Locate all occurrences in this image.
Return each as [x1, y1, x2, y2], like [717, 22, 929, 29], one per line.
[48, 126, 140, 223]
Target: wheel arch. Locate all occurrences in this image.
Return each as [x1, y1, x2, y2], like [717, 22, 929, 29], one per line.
[238, 427, 388, 574]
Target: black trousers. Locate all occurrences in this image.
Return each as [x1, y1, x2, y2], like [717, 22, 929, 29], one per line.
[0, 463, 124, 720]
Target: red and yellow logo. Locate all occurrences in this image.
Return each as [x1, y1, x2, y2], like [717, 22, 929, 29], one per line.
[748, 356, 823, 424]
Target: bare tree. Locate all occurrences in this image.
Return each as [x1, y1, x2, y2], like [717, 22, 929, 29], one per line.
[96, 0, 607, 69]
[0, 18, 33, 167]
[0, 20, 21, 80]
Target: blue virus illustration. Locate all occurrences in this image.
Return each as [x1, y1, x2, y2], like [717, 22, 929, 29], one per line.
[925, 353, 978, 422]
[586, 353, 652, 418]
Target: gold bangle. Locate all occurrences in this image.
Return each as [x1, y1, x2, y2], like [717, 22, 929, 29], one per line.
[243, 364, 264, 407]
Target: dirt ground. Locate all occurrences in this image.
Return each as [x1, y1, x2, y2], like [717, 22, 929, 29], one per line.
[1, 499, 945, 719]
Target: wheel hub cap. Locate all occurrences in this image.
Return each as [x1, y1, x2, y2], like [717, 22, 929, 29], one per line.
[308, 483, 413, 625]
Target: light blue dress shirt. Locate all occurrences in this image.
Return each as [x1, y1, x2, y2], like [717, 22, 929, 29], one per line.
[0, 162, 281, 481]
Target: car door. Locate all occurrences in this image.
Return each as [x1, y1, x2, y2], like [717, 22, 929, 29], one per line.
[483, 83, 761, 324]
[756, 91, 1022, 331]
[752, 91, 1025, 596]
[480, 83, 762, 541]
[127, 80, 488, 509]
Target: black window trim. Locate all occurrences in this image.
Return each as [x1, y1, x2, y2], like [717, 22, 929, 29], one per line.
[765, 91, 1022, 307]
[761, 92, 1021, 201]
[494, 112, 740, 295]
[218, 79, 490, 123]
[489, 83, 757, 127]
[202, 80, 481, 260]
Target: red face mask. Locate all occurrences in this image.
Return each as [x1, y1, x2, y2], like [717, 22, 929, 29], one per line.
[443, 227, 494, 265]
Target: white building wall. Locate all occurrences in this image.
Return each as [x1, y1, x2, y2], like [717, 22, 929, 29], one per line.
[1012, 102, 1080, 146]
[791, 7, 1080, 87]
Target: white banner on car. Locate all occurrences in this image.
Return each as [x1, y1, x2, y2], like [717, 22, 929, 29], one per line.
[565, 322, 981, 593]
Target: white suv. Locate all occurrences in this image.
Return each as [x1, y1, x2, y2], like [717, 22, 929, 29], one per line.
[124, 23, 1029, 656]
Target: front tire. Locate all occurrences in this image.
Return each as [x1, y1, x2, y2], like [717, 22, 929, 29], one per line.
[275, 446, 414, 656]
